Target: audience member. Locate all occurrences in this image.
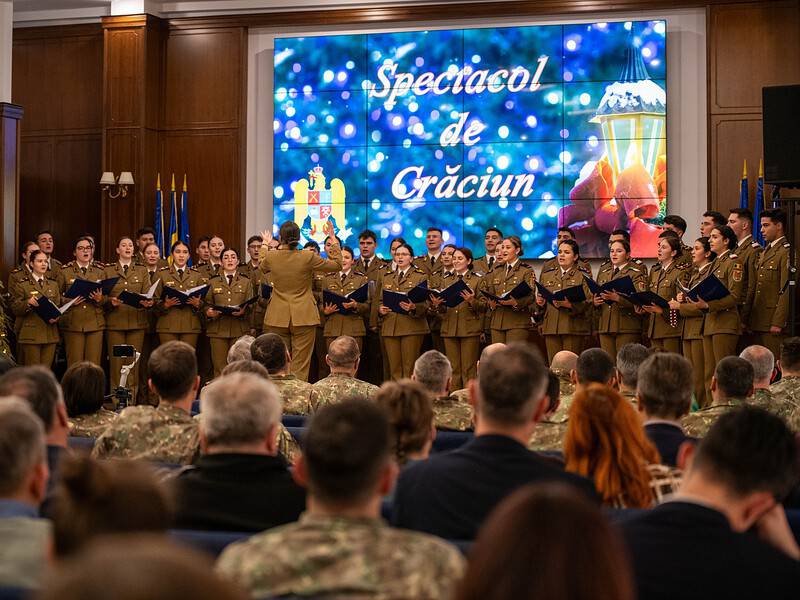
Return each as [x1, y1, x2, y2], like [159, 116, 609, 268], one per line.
[636, 353, 696, 467]
[549, 350, 578, 403]
[50, 455, 172, 557]
[0, 366, 69, 510]
[37, 535, 247, 600]
[770, 337, 800, 431]
[620, 407, 800, 600]
[0, 398, 50, 589]
[392, 343, 597, 540]
[565, 384, 678, 507]
[375, 380, 436, 467]
[62, 362, 116, 438]
[220, 359, 269, 378]
[682, 356, 754, 437]
[93, 341, 200, 464]
[576, 347, 618, 386]
[216, 400, 465, 599]
[528, 371, 567, 454]
[251, 333, 316, 415]
[448, 342, 506, 402]
[740, 344, 780, 413]
[413, 350, 472, 431]
[454, 484, 634, 600]
[0, 356, 16, 376]
[173, 373, 305, 532]
[226, 335, 255, 364]
[312, 336, 378, 410]
[616, 343, 650, 403]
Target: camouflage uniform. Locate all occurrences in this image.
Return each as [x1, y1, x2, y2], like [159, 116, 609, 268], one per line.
[311, 373, 378, 411]
[680, 398, 747, 438]
[768, 376, 800, 431]
[619, 388, 637, 406]
[278, 424, 300, 464]
[216, 513, 465, 600]
[91, 403, 199, 464]
[432, 396, 473, 431]
[68, 409, 117, 438]
[269, 373, 316, 416]
[449, 388, 468, 403]
[529, 371, 574, 451]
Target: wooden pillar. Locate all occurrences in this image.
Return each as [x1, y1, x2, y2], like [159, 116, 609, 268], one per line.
[0, 102, 22, 284]
[101, 14, 164, 261]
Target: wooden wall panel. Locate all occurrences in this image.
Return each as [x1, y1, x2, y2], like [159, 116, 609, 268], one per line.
[105, 28, 142, 127]
[710, 115, 763, 211]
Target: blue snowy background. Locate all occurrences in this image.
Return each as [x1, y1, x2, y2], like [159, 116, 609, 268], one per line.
[273, 20, 666, 258]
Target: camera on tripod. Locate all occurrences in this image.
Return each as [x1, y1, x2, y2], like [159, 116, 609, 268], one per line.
[111, 344, 139, 410]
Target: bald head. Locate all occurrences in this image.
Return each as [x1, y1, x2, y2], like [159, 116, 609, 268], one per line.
[479, 343, 506, 365]
[326, 336, 361, 375]
[739, 345, 775, 387]
[550, 351, 578, 373]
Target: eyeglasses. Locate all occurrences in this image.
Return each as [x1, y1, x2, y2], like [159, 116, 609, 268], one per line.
[248, 244, 262, 249]
[76, 246, 93, 251]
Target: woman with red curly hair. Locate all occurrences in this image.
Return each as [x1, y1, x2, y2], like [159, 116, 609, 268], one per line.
[564, 383, 680, 508]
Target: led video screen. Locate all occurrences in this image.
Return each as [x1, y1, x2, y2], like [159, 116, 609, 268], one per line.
[273, 20, 666, 258]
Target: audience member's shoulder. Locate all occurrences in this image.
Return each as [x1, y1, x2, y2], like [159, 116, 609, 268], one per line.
[114, 405, 156, 422]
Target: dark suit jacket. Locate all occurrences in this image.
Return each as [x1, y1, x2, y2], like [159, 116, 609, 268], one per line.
[644, 421, 697, 467]
[391, 434, 598, 540]
[173, 453, 305, 532]
[619, 501, 800, 600]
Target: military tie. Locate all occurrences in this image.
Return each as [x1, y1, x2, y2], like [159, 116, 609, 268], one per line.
[37, 278, 44, 289]
[80, 266, 87, 276]
[364, 258, 370, 271]
[177, 269, 184, 279]
[227, 274, 233, 286]
[430, 255, 435, 268]
[123, 264, 129, 276]
[341, 273, 347, 286]
[149, 271, 156, 283]
[506, 265, 512, 277]
[214, 264, 220, 274]
[488, 257, 494, 270]
[398, 270, 405, 283]
[613, 267, 620, 276]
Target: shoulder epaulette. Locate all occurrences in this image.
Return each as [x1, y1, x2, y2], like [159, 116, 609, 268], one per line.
[10, 267, 21, 274]
[412, 267, 425, 274]
[353, 270, 366, 277]
[64, 261, 75, 268]
[633, 258, 645, 264]
[159, 266, 170, 272]
[651, 263, 662, 271]
[519, 262, 532, 269]
[784, 242, 791, 248]
[676, 262, 690, 270]
[94, 261, 106, 268]
[238, 273, 250, 279]
[730, 253, 738, 259]
[628, 266, 642, 273]
[752, 242, 762, 249]
[472, 270, 485, 277]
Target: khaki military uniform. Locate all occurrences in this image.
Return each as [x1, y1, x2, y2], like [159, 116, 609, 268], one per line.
[259, 245, 342, 382]
[354, 256, 387, 281]
[413, 254, 446, 352]
[216, 514, 466, 600]
[204, 272, 254, 377]
[680, 397, 747, 438]
[412, 253, 445, 278]
[10, 275, 61, 367]
[104, 262, 151, 395]
[539, 256, 591, 280]
[353, 256, 387, 386]
[702, 250, 745, 393]
[537, 265, 591, 362]
[432, 395, 473, 431]
[434, 270, 485, 390]
[595, 261, 647, 358]
[472, 255, 499, 275]
[678, 263, 714, 407]
[56, 261, 107, 366]
[134, 252, 168, 269]
[311, 373, 378, 411]
[750, 237, 790, 356]
[374, 267, 429, 380]
[155, 265, 206, 347]
[485, 261, 534, 344]
[45, 257, 62, 279]
[270, 373, 317, 415]
[239, 260, 269, 336]
[197, 261, 223, 281]
[92, 403, 199, 464]
[68, 408, 117, 438]
[734, 235, 762, 327]
[675, 243, 693, 269]
[137, 267, 164, 406]
[7, 263, 33, 297]
[768, 376, 800, 432]
[646, 260, 689, 353]
[321, 270, 370, 347]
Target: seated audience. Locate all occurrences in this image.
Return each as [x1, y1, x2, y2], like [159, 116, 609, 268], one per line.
[216, 400, 465, 599]
[391, 343, 597, 540]
[530, 347, 616, 451]
[0, 398, 50, 589]
[226, 334, 255, 364]
[682, 356, 754, 437]
[447, 342, 506, 403]
[770, 337, 800, 431]
[620, 407, 800, 600]
[375, 380, 436, 467]
[454, 484, 634, 600]
[220, 359, 269, 378]
[62, 362, 116, 438]
[549, 350, 578, 403]
[37, 535, 247, 600]
[637, 353, 697, 467]
[413, 350, 472, 431]
[251, 333, 316, 415]
[0, 366, 69, 510]
[312, 336, 378, 410]
[173, 372, 305, 532]
[565, 384, 679, 507]
[740, 344, 780, 412]
[616, 343, 649, 403]
[50, 455, 173, 557]
[93, 341, 200, 464]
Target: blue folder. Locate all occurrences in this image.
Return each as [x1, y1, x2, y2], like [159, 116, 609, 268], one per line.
[407, 282, 430, 304]
[535, 281, 587, 305]
[64, 276, 120, 299]
[32, 296, 78, 323]
[260, 284, 273, 300]
[678, 274, 731, 303]
[322, 283, 369, 315]
[382, 289, 411, 314]
[583, 274, 637, 297]
[161, 284, 209, 305]
[481, 280, 533, 303]
[627, 290, 671, 310]
[211, 295, 258, 316]
[430, 279, 472, 309]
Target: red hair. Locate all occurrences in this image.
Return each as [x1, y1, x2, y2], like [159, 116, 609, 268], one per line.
[564, 383, 661, 508]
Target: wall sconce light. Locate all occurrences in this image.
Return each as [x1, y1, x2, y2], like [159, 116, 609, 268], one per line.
[100, 171, 135, 199]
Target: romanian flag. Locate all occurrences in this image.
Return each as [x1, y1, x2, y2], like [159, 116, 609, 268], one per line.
[179, 174, 191, 266]
[755, 159, 765, 245]
[154, 174, 165, 257]
[167, 174, 179, 262]
[739, 159, 749, 210]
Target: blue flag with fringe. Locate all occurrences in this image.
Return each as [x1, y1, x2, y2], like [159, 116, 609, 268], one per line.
[179, 174, 191, 266]
[154, 174, 165, 257]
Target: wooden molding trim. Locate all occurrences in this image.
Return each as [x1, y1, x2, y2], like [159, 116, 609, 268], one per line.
[102, 14, 166, 30]
[13, 23, 102, 40]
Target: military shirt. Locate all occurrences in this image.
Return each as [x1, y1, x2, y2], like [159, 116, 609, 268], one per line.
[646, 260, 689, 340]
[68, 408, 117, 438]
[92, 403, 199, 464]
[354, 256, 388, 282]
[750, 237, 790, 332]
[704, 250, 745, 335]
[595, 262, 647, 334]
[321, 270, 371, 338]
[768, 376, 800, 432]
[7, 263, 33, 297]
[539, 256, 592, 279]
[270, 373, 317, 415]
[239, 260, 268, 331]
[374, 268, 430, 336]
[104, 262, 151, 331]
[677, 263, 713, 340]
[204, 272, 254, 339]
[311, 373, 378, 411]
[412, 253, 445, 278]
[472, 255, 499, 275]
[680, 398, 748, 438]
[733, 235, 762, 325]
[155, 265, 206, 334]
[56, 261, 107, 333]
[434, 270, 486, 338]
[537, 265, 592, 335]
[432, 395, 473, 431]
[216, 513, 466, 600]
[485, 261, 535, 331]
[10, 276, 62, 344]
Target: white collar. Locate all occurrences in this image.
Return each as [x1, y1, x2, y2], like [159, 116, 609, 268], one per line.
[427, 251, 441, 260]
[506, 260, 518, 270]
[340, 270, 351, 277]
[737, 234, 752, 247]
[770, 236, 786, 248]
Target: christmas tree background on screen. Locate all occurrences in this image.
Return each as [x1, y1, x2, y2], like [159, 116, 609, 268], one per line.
[273, 20, 666, 258]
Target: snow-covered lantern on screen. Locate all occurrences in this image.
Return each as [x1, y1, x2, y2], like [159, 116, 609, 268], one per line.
[590, 32, 666, 179]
